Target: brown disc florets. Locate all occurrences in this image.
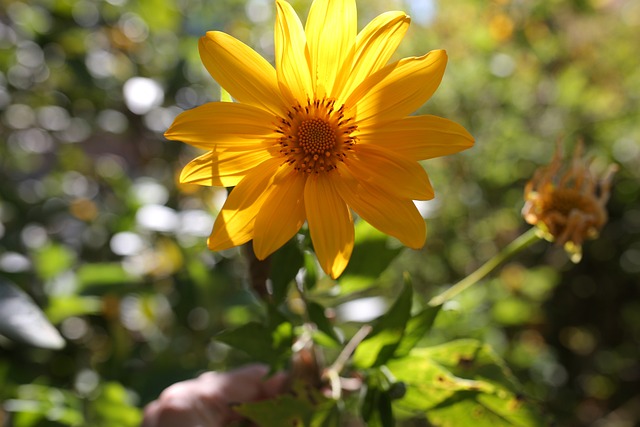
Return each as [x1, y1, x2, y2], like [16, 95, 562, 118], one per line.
[275, 98, 357, 174]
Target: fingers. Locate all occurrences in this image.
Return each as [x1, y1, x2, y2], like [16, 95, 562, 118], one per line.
[142, 391, 223, 427]
[261, 371, 289, 398]
[142, 364, 289, 427]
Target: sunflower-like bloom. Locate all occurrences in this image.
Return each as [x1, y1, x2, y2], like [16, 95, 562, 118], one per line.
[165, 0, 474, 278]
[522, 140, 618, 263]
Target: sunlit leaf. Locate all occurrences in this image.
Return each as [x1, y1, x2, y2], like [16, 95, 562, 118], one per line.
[387, 339, 548, 426]
[8, 384, 84, 427]
[76, 263, 141, 290]
[46, 295, 103, 324]
[33, 243, 76, 280]
[11, 411, 42, 427]
[394, 304, 441, 358]
[89, 382, 142, 427]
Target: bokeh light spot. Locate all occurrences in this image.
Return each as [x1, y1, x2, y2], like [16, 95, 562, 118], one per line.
[110, 232, 145, 256]
[246, 0, 272, 23]
[136, 205, 178, 233]
[123, 77, 164, 115]
[97, 109, 128, 134]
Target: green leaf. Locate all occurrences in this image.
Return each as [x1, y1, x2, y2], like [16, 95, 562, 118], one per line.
[11, 411, 43, 427]
[132, 0, 179, 32]
[235, 385, 338, 427]
[361, 383, 379, 422]
[387, 339, 548, 426]
[362, 369, 396, 427]
[339, 221, 403, 293]
[491, 297, 535, 326]
[393, 305, 441, 358]
[33, 243, 76, 280]
[216, 322, 277, 363]
[364, 389, 395, 427]
[269, 239, 304, 305]
[307, 301, 341, 345]
[46, 295, 103, 324]
[76, 263, 140, 290]
[9, 384, 84, 427]
[353, 280, 413, 368]
[89, 382, 142, 427]
[268, 305, 294, 359]
[216, 306, 293, 369]
[303, 251, 319, 290]
[377, 391, 394, 427]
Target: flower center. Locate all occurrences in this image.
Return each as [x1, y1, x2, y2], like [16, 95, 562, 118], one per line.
[298, 119, 335, 155]
[546, 188, 597, 217]
[276, 98, 356, 174]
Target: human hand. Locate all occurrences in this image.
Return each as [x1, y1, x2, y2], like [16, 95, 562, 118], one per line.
[142, 364, 288, 427]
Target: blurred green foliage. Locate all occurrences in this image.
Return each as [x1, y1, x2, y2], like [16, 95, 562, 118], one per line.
[0, 0, 639, 426]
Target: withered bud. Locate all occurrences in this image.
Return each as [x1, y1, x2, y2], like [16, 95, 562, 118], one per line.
[522, 139, 618, 262]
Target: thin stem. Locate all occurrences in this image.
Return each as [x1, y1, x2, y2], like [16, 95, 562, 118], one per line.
[428, 227, 542, 307]
[322, 324, 372, 400]
[327, 369, 342, 401]
[329, 325, 373, 376]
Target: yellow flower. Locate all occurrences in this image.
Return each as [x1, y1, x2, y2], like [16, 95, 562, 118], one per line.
[165, 0, 474, 278]
[522, 140, 618, 263]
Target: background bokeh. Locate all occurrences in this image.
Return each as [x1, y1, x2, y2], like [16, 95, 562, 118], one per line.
[1, 0, 639, 426]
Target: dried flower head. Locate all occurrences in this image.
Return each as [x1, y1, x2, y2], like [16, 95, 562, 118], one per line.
[522, 140, 618, 262]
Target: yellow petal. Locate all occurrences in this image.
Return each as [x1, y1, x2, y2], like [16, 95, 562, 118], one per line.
[334, 164, 426, 249]
[275, 0, 313, 102]
[305, 0, 357, 97]
[347, 50, 448, 127]
[305, 174, 354, 279]
[207, 159, 281, 251]
[358, 115, 474, 161]
[180, 149, 274, 187]
[199, 32, 286, 116]
[334, 11, 410, 102]
[347, 144, 434, 200]
[253, 166, 306, 259]
[165, 102, 277, 151]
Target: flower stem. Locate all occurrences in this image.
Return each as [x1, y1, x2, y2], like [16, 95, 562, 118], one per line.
[428, 227, 542, 307]
[242, 244, 271, 301]
[323, 325, 372, 400]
